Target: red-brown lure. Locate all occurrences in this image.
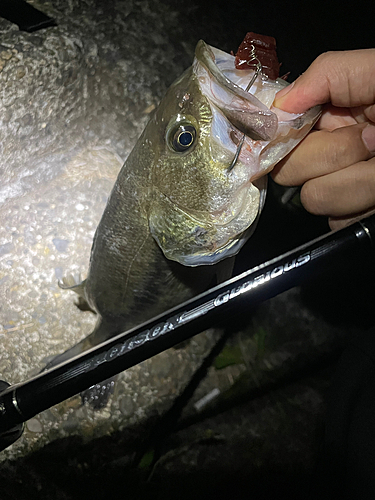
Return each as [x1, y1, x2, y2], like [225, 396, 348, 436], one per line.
[235, 32, 280, 80]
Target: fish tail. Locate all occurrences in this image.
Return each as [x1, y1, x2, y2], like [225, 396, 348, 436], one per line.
[41, 334, 94, 371]
[41, 319, 120, 409]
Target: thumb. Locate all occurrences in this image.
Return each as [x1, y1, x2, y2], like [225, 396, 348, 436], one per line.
[274, 49, 375, 114]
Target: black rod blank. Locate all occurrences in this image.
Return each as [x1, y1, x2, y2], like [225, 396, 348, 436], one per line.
[0, 214, 374, 438]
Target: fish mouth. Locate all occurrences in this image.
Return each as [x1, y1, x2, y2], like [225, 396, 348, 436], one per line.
[149, 177, 267, 266]
[194, 41, 321, 180]
[194, 40, 280, 142]
[149, 42, 321, 267]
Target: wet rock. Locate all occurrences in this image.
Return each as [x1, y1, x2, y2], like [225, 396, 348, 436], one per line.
[26, 418, 43, 433]
[52, 238, 69, 253]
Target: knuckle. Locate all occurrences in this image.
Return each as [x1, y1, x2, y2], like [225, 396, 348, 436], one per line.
[319, 127, 367, 171]
[312, 51, 336, 71]
[300, 181, 325, 215]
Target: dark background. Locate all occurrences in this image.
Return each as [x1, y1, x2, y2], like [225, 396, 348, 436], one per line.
[154, 0, 375, 81]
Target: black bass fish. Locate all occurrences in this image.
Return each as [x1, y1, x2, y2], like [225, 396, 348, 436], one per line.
[45, 40, 320, 407]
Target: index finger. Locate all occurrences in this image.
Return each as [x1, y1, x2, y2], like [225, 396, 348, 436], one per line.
[274, 49, 375, 113]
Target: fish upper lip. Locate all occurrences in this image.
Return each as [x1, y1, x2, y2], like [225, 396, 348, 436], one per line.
[194, 40, 270, 112]
[194, 40, 278, 142]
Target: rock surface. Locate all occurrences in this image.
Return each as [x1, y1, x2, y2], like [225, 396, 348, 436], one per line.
[0, 0, 374, 498]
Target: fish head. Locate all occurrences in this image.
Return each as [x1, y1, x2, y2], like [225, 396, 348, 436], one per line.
[148, 40, 321, 266]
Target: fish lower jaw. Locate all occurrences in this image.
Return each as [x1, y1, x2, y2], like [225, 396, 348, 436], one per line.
[149, 183, 264, 267]
[173, 230, 251, 266]
[209, 187, 253, 226]
[167, 209, 262, 267]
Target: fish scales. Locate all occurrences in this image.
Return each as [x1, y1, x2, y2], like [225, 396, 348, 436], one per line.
[47, 40, 321, 407]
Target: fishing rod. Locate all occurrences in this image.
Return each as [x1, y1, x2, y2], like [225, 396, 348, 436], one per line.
[1, 214, 375, 451]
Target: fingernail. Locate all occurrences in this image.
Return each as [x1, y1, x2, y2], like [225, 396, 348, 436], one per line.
[362, 124, 375, 153]
[273, 81, 295, 108]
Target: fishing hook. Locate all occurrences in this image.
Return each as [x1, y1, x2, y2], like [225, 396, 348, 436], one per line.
[228, 44, 262, 172]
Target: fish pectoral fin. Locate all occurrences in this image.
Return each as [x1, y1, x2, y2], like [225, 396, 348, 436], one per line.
[75, 296, 97, 314]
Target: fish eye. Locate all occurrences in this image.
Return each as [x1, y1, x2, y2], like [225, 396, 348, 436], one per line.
[171, 124, 196, 152]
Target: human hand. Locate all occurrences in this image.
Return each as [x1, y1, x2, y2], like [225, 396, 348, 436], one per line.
[272, 49, 375, 230]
